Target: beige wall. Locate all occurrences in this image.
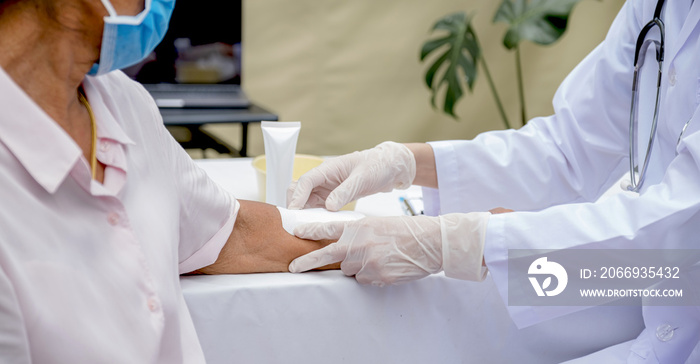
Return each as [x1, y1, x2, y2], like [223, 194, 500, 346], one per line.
[205, 0, 626, 157]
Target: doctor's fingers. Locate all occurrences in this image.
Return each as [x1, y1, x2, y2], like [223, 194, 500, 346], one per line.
[287, 183, 331, 210]
[288, 241, 348, 273]
[294, 221, 348, 241]
[324, 173, 368, 212]
[287, 168, 333, 210]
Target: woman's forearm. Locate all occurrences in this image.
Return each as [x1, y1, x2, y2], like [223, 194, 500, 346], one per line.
[197, 200, 339, 274]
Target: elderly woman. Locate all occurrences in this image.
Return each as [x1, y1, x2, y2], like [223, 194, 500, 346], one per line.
[0, 0, 331, 362]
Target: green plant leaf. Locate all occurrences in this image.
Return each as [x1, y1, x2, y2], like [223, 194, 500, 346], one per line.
[420, 12, 480, 118]
[494, 0, 583, 49]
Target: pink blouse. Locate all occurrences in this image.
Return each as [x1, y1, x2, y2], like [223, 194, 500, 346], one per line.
[0, 68, 238, 363]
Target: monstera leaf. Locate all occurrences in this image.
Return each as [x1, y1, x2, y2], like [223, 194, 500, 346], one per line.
[420, 12, 480, 118]
[420, 0, 587, 125]
[494, 0, 583, 49]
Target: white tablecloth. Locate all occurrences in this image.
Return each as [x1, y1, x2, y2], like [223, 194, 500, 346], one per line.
[182, 159, 644, 364]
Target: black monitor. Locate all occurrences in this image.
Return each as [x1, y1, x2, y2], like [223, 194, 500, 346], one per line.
[124, 0, 243, 85]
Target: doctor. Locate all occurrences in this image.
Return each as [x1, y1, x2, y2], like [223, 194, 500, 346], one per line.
[287, 0, 700, 362]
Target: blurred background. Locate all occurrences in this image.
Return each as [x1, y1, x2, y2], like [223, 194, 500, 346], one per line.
[196, 0, 626, 157]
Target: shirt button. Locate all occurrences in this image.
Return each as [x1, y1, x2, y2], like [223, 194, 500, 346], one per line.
[107, 213, 120, 226]
[99, 141, 110, 153]
[669, 68, 677, 86]
[147, 298, 159, 312]
[656, 324, 674, 342]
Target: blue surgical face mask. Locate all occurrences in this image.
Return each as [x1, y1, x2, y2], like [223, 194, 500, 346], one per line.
[88, 0, 175, 76]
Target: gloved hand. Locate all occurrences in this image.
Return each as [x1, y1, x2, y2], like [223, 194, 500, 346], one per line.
[288, 212, 491, 286]
[287, 141, 416, 211]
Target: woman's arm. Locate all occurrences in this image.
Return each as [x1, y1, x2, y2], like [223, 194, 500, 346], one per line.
[197, 200, 339, 274]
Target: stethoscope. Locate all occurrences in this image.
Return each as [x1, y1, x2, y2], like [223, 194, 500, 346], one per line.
[627, 0, 694, 192]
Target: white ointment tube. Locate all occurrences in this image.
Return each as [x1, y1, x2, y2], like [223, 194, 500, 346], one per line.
[261, 121, 301, 207]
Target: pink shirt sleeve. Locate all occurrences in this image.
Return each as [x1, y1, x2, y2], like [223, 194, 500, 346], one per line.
[131, 81, 240, 274]
[164, 123, 240, 274]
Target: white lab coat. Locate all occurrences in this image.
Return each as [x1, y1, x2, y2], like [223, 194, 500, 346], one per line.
[423, 0, 700, 362]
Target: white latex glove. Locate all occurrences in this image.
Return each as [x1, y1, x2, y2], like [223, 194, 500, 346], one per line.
[287, 141, 416, 211]
[288, 212, 491, 286]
